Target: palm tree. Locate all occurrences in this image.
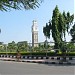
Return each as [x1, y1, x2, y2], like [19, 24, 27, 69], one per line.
[0, 0, 43, 11]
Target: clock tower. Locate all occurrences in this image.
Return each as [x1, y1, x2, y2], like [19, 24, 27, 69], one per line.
[32, 20, 38, 47]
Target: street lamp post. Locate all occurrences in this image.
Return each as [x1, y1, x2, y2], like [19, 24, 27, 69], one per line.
[5, 44, 8, 56]
[29, 40, 32, 56]
[46, 36, 48, 57]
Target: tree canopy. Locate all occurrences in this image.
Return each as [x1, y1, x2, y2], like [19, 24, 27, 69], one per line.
[43, 5, 74, 50]
[70, 23, 75, 42]
[0, 0, 43, 11]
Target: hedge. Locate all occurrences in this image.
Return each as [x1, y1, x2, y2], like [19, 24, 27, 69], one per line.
[0, 52, 75, 56]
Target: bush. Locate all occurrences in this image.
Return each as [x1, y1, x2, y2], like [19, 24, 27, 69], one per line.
[0, 52, 75, 56]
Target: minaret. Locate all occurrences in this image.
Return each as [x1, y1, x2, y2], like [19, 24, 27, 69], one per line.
[32, 20, 38, 47]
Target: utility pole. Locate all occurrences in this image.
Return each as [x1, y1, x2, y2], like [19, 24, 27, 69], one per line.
[29, 40, 32, 56]
[46, 36, 48, 57]
[5, 44, 8, 56]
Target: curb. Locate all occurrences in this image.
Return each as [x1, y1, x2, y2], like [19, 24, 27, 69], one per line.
[0, 58, 75, 65]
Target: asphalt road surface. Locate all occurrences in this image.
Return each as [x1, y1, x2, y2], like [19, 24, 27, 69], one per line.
[0, 60, 75, 75]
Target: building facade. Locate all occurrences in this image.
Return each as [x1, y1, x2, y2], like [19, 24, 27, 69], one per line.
[32, 20, 38, 47]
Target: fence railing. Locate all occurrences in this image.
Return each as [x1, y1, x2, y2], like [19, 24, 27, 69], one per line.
[0, 42, 75, 53]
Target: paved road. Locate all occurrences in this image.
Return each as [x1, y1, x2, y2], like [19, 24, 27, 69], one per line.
[0, 60, 75, 75]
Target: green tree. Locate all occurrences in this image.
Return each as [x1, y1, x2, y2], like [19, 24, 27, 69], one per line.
[39, 43, 44, 50]
[0, 0, 43, 11]
[43, 22, 51, 49]
[66, 42, 75, 52]
[70, 23, 75, 42]
[17, 41, 28, 52]
[43, 5, 74, 51]
[43, 23, 50, 39]
[51, 5, 61, 49]
[7, 41, 17, 52]
[0, 45, 3, 52]
[43, 6, 74, 61]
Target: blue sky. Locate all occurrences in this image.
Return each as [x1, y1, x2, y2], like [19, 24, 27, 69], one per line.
[0, 0, 74, 44]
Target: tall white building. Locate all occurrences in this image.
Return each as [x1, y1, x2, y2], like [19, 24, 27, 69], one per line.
[32, 20, 38, 47]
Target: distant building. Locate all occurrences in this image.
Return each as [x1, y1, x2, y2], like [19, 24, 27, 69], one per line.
[32, 20, 38, 47]
[0, 42, 3, 45]
[0, 42, 4, 47]
[17, 41, 28, 45]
